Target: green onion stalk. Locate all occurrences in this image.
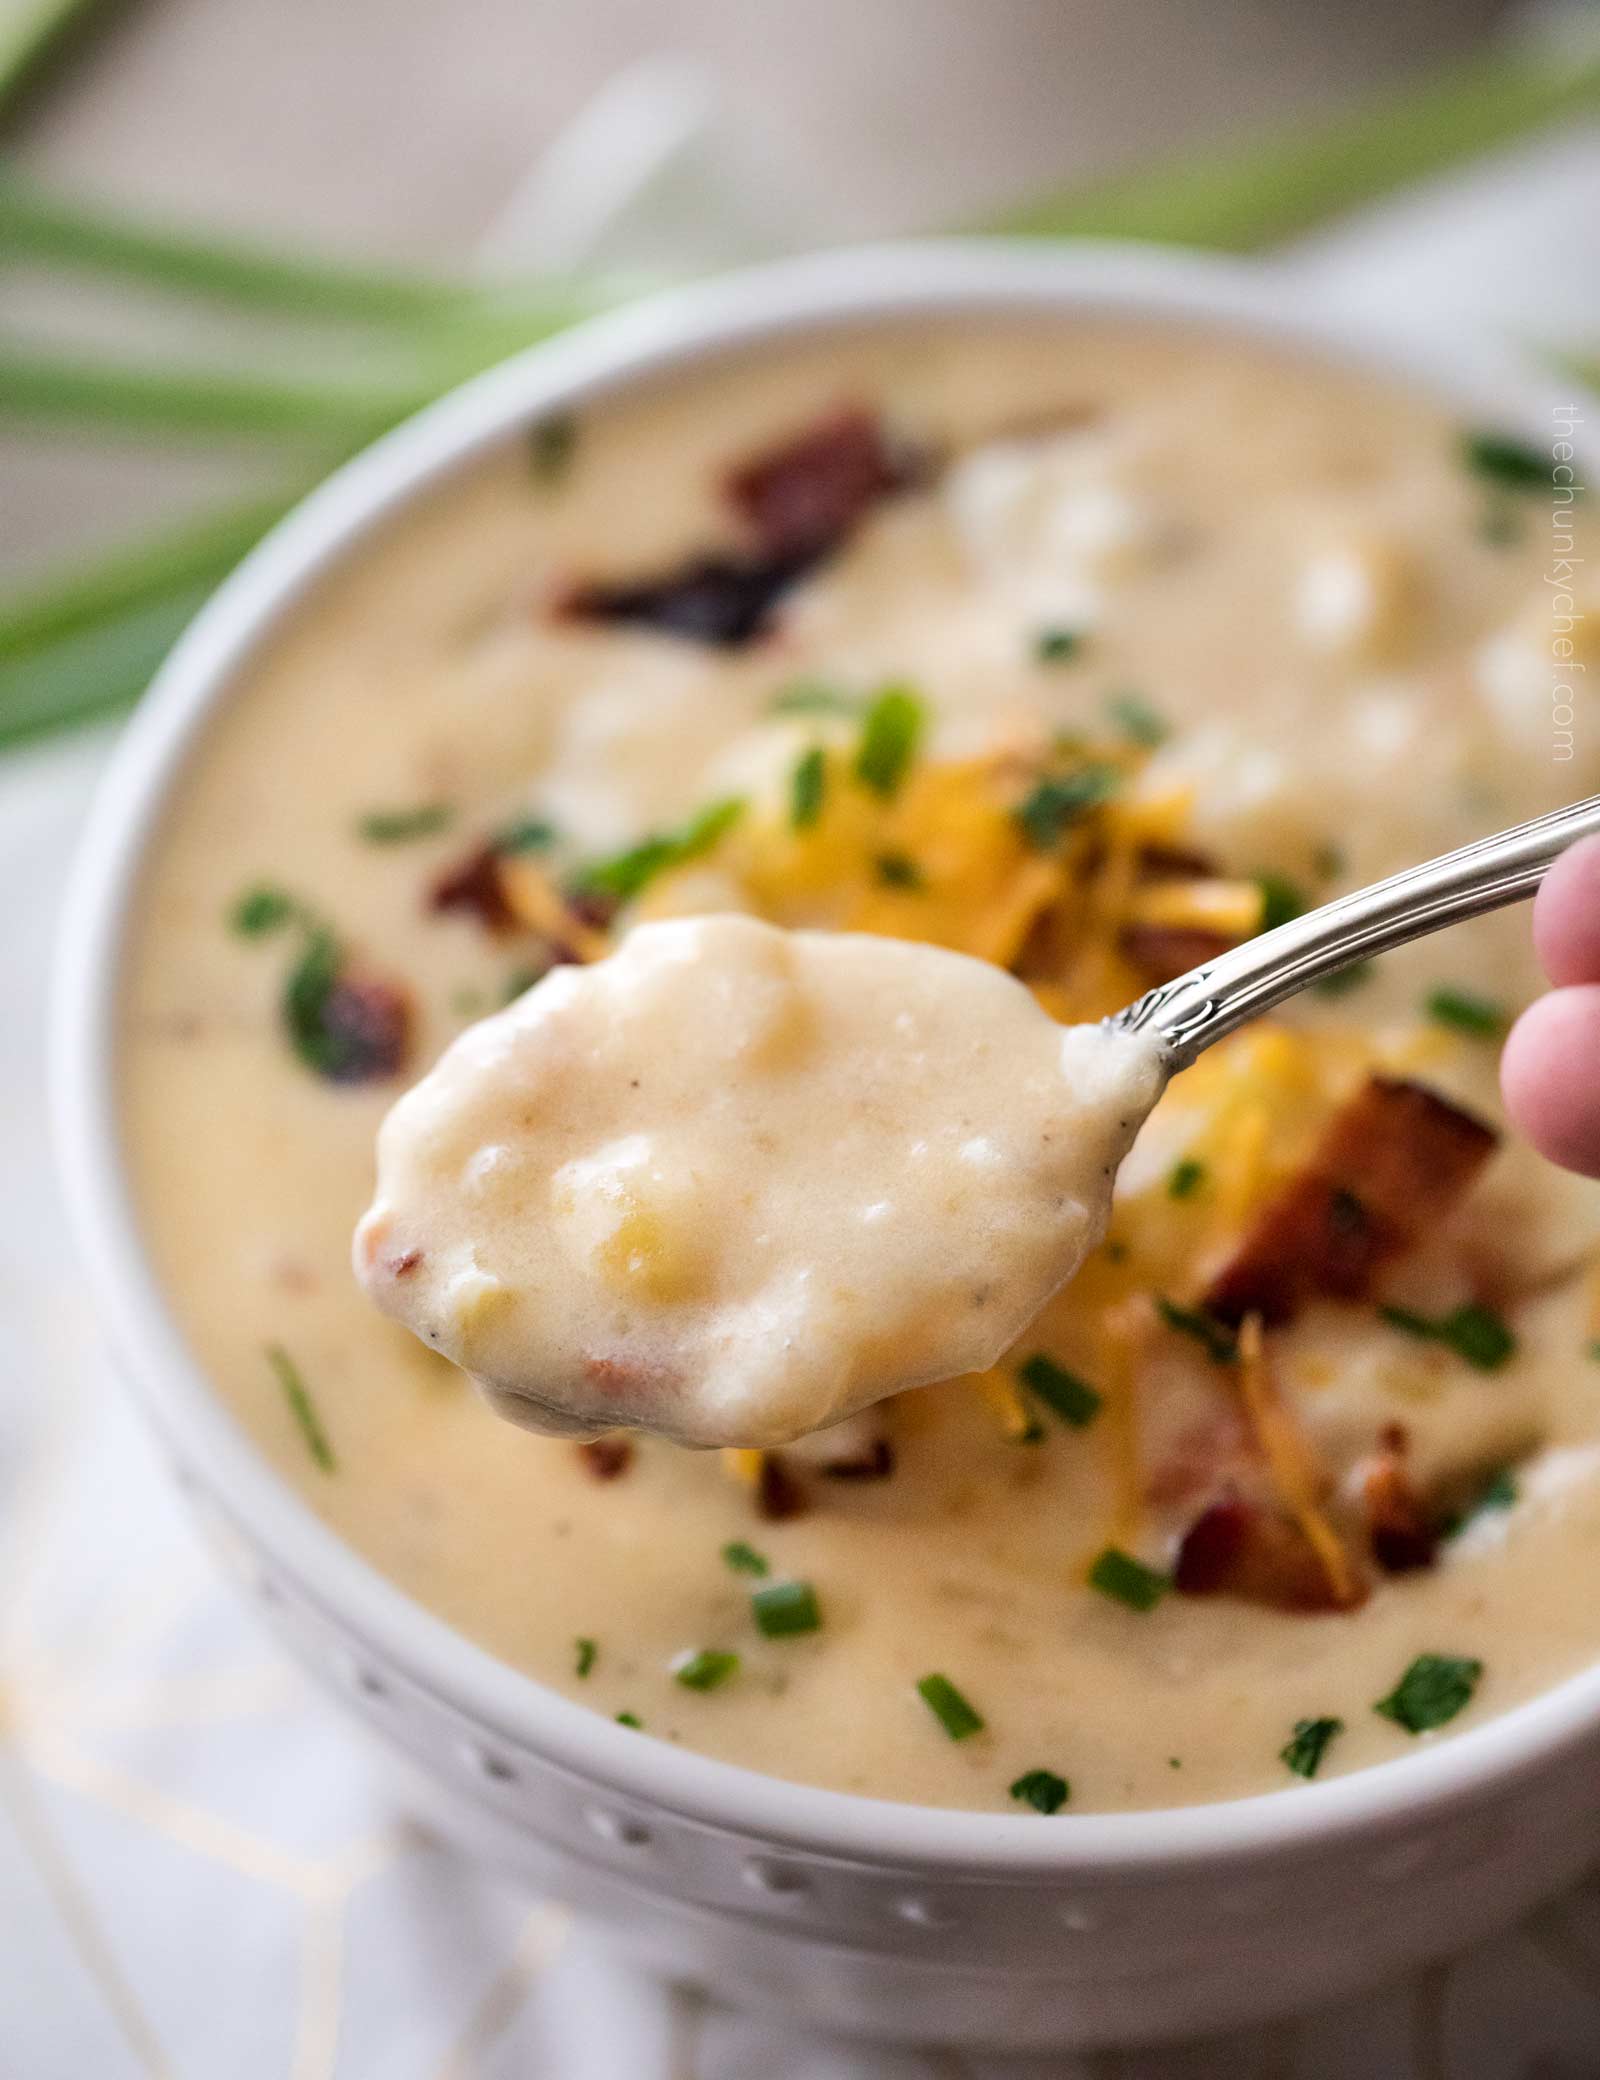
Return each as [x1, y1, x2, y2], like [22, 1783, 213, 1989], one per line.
[0, 0, 105, 113]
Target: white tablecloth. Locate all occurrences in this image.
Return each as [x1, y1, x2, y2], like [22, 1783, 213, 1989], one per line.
[5, 103, 1600, 2080]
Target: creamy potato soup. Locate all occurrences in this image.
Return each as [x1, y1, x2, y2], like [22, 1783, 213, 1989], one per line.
[355, 916, 1164, 1446]
[122, 319, 1600, 1812]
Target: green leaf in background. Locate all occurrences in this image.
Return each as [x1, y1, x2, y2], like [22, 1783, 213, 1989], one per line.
[0, 0, 106, 114]
[0, 580, 217, 751]
[0, 344, 434, 445]
[0, 491, 294, 663]
[0, 173, 591, 336]
[991, 41, 1600, 249]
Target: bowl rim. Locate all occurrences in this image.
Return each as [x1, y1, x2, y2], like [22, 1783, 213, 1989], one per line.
[53, 234, 1600, 1878]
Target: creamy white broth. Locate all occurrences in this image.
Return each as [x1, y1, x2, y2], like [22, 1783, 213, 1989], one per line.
[121, 318, 1600, 1810]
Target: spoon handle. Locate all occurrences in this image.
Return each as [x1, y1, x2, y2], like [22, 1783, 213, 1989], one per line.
[1110, 793, 1600, 1071]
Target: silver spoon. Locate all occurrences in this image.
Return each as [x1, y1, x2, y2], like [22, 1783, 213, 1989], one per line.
[1109, 794, 1600, 1070]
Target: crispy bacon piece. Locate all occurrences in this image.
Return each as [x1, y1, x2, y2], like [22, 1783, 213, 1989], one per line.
[561, 552, 810, 648]
[1174, 1495, 1365, 1613]
[432, 842, 613, 965]
[1204, 1076, 1499, 1328]
[564, 884, 618, 934]
[563, 408, 914, 648]
[1136, 843, 1219, 881]
[724, 405, 911, 560]
[821, 1438, 896, 1481]
[1359, 1440, 1440, 1575]
[1119, 923, 1234, 984]
[785, 1410, 896, 1482]
[311, 972, 411, 1083]
[431, 844, 516, 932]
[577, 1436, 634, 1481]
[1119, 841, 1254, 982]
[756, 1451, 807, 1521]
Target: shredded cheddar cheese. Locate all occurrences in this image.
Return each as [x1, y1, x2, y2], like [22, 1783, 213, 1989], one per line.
[973, 1366, 1040, 1442]
[1123, 876, 1265, 939]
[1235, 1314, 1361, 1607]
[634, 739, 1254, 1029]
[499, 857, 612, 961]
[722, 1447, 765, 1487]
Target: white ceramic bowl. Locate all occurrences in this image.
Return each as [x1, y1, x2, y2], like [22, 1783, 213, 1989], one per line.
[54, 242, 1600, 2051]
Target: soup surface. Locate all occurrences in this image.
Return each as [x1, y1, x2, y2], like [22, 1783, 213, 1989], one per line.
[122, 317, 1600, 1811]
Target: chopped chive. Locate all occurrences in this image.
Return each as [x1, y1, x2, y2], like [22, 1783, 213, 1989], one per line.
[615, 1711, 643, 1729]
[1424, 984, 1507, 1038]
[356, 802, 454, 844]
[1016, 1351, 1102, 1428]
[1015, 763, 1120, 849]
[574, 1636, 598, 1678]
[1156, 1296, 1238, 1365]
[751, 1579, 821, 1638]
[1588, 1341, 1600, 1364]
[575, 795, 745, 904]
[1168, 1757, 1182, 1769]
[1313, 842, 1345, 880]
[1280, 1715, 1343, 1779]
[673, 1647, 741, 1692]
[1379, 1304, 1434, 1339]
[1374, 1653, 1483, 1733]
[229, 883, 295, 937]
[450, 986, 487, 1018]
[492, 814, 556, 854]
[1314, 959, 1374, 1000]
[853, 684, 924, 798]
[265, 1344, 335, 1473]
[721, 1540, 770, 1577]
[1034, 626, 1084, 664]
[1441, 1305, 1516, 1370]
[1378, 1301, 1516, 1372]
[1087, 1546, 1169, 1612]
[1476, 1465, 1518, 1511]
[1461, 429, 1549, 491]
[916, 1673, 985, 1741]
[1167, 1157, 1207, 1201]
[281, 926, 344, 1077]
[790, 744, 827, 830]
[1105, 690, 1168, 747]
[1254, 871, 1307, 934]
[770, 679, 859, 716]
[529, 413, 577, 484]
[1009, 1768, 1070, 1814]
[874, 850, 925, 889]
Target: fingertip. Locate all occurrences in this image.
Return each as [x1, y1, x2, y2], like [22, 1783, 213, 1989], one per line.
[1533, 836, 1600, 987]
[1502, 985, 1600, 1179]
